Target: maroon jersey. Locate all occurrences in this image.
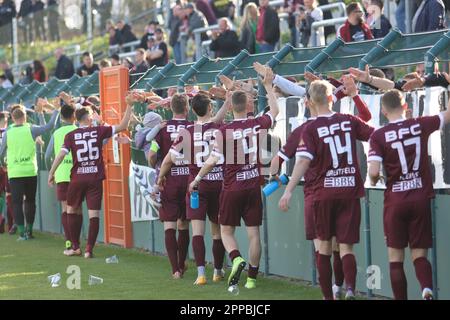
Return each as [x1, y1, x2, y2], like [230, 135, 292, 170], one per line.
[154, 119, 193, 181]
[297, 113, 374, 200]
[171, 122, 223, 191]
[368, 115, 443, 206]
[212, 113, 274, 191]
[280, 119, 316, 200]
[62, 126, 113, 182]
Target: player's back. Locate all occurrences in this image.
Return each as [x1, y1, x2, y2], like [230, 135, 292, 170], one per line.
[298, 113, 374, 200]
[64, 125, 112, 182]
[369, 115, 442, 205]
[215, 114, 273, 191]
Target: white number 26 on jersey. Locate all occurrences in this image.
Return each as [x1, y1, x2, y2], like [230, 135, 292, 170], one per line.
[75, 139, 100, 162]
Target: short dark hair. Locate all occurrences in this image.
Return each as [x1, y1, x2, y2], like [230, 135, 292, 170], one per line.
[61, 104, 75, 120]
[11, 105, 26, 120]
[370, 0, 383, 10]
[75, 106, 92, 122]
[369, 68, 386, 79]
[171, 94, 188, 115]
[110, 54, 120, 61]
[381, 89, 404, 111]
[231, 91, 247, 113]
[82, 51, 93, 59]
[346, 2, 362, 15]
[191, 94, 211, 117]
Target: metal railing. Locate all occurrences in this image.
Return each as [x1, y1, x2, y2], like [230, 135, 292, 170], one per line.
[109, 40, 142, 56]
[310, 17, 347, 47]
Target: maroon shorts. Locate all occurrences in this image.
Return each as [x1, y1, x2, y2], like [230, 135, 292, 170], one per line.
[56, 182, 70, 202]
[218, 188, 262, 227]
[304, 196, 316, 240]
[383, 200, 432, 249]
[159, 182, 188, 222]
[186, 188, 221, 224]
[313, 198, 361, 244]
[67, 180, 103, 210]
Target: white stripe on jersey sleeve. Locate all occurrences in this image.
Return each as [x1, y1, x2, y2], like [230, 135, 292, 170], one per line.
[367, 155, 383, 162]
[295, 151, 314, 160]
[277, 151, 290, 161]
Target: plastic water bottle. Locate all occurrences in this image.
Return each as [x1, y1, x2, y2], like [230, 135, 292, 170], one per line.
[227, 285, 240, 296]
[105, 255, 119, 264]
[262, 174, 289, 197]
[88, 275, 104, 286]
[190, 188, 199, 209]
[48, 273, 61, 288]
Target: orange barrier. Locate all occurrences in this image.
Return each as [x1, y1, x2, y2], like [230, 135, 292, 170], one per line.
[99, 66, 133, 248]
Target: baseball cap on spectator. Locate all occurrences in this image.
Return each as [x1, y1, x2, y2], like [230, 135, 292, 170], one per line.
[155, 28, 163, 34]
[147, 34, 155, 42]
[143, 111, 162, 128]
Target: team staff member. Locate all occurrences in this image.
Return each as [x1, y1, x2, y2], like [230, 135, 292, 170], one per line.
[0, 100, 60, 240]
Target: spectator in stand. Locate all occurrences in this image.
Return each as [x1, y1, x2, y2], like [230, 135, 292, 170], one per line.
[54, 48, 74, 80]
[18, 0, 33, 43]
[210, 0, 235, 21]
[117, 20, 138, 52]
[367, 0, 392, 39]
[131, 48, 149, 75]
[76, 52, 100, 77]
[32, 0, 46, 41]
[0, 0, 16, 45]
[185, 2, 208, 60]
[97, 0, 112, 32]
[169, 4, 184, 64]
[210, 18, 240, 58]
[99, 59, 112, 69]
[0, 74, 13, 88]
[256, 0, 280, 53]
[240, 0, 258, 16]
[240, 2, 259, 54]
[47, 0, 60, 42]
[110, 54, 121, 66]
[0, 60, 14, 84]
[338, 2, 373, 42]
[284, 0, 303, 46]
[33, 60, 47, 82]
[122, 57, 134, 70]
[146, 28, 168, 67]
[194, 0, 217, 25]
[139, 20, 159, 50]
[108, 26, 122, 47]
[412, 0, 446, 33]
[297, 0, 323, 47]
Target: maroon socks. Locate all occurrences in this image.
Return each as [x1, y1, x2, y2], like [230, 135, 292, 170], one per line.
[212, 239, 226, 270]
[318, 254, 333, 300]
[177, 229, 190, 272]
[192, 235, 206, 267]
[413, 257, 433, 291]
[165, 229, 179, 274]
[333, 251, 344, 287]
[342, 253, 357, 291]
[86, 217, 99, 253]
[390, 262, 408, 300]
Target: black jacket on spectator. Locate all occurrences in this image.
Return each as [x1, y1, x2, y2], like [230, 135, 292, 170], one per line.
[210, 30, 241, 58]
[131, 61, 149, 75]
[77, 64, 100, 77]
[55, 54, 75, 80]
[118, 24, 137, 52]
[262, 6, 280, 46]
[140, 33, 152, 50]
[371, 14, 392, 39]
[413, 0, 446, 32]
[0, 0, 16, 26]
[109, 29, 122, 46]
[168, 15, 182, 47]
[148, 42, 168, 67]
[188, 10, 208, 41]
[32, 0, 44, 13]
[240, 23, 256, 54]
[18, 0, 32, 18]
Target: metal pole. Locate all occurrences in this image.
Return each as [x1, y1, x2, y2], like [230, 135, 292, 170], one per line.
[405, 0, 412, 34]
[431, 197, 439, 300]
[195, 32, 202, 62]
[12, 18, 18, 76]
[364, 190, 372, 298]
[87, 0, 93, 51]
[151, 220, 155, 253]
[262, 194, 269, 275]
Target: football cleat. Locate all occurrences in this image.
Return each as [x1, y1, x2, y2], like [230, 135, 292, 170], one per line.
[345, 288, 356, 300]
[422, 288, 433, 300]
[194, 275, 207, 286]
[244, 278, 257, 289]
[227, 256, 246, 287]
[213, 269, 225, 282]
[332, 284, 344, 300]
[63, 248, 82, 256]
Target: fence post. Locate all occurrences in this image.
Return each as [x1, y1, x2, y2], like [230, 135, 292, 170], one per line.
[431, 197, 439, 299]
[12, 18, 18, 77]
[364, 190, 372, 299]
[262, 194, 269, 275]
[424, 30, 450, 75]
[194, 32, 202, 62]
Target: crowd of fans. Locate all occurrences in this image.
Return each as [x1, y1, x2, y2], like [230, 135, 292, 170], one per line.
[0, 1, 448, 88]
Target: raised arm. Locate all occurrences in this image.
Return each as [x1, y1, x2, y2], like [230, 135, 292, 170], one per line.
[278, 157, 310, 212]
[262, 67, 279, 120]
[348, 65, 395, 91]
[45, 135, 55, 170]
[113, 92, 138, 134]
[210, 91, 232, 124]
